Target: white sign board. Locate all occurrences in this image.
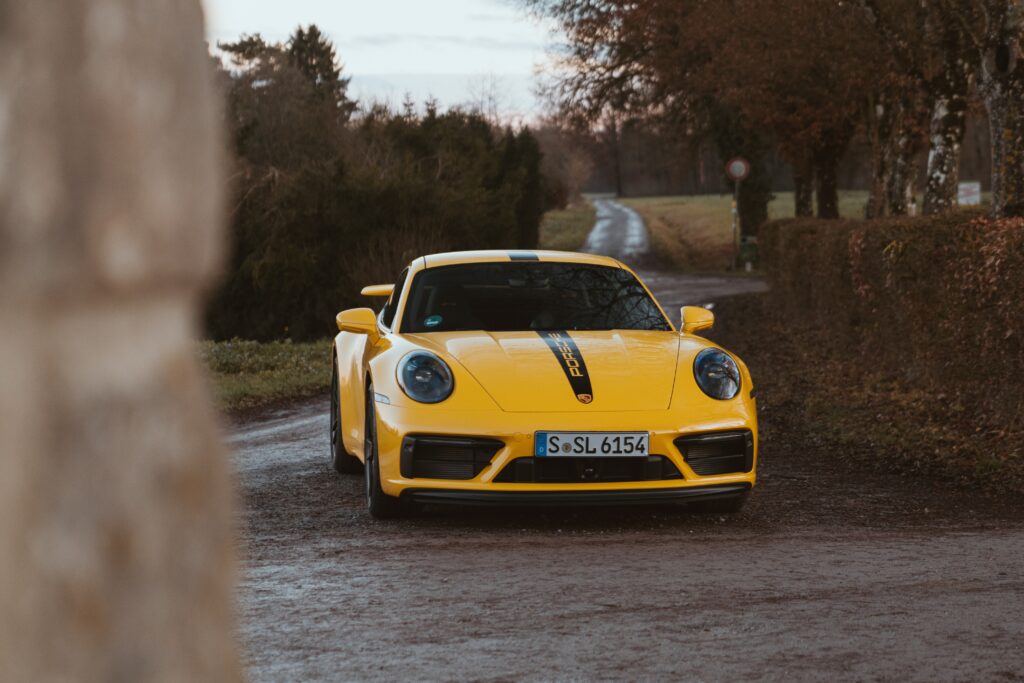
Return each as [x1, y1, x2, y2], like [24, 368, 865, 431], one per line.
[958, 181, 982, 206]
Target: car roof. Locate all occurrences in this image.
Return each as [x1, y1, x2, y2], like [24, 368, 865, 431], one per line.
[420, 250, 623, 269]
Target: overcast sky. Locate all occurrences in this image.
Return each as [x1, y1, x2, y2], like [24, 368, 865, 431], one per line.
[202, 0, 559, 120]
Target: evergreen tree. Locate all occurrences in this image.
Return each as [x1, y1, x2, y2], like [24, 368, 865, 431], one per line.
[287, 25, 357, 120]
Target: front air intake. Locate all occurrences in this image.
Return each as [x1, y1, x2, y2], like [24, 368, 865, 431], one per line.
[674, 430, 753, 476]
[493, 455, 682, 483]
[399, 435, 503, 480]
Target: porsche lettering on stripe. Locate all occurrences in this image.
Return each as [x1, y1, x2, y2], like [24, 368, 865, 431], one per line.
[538, 330, 594, 404]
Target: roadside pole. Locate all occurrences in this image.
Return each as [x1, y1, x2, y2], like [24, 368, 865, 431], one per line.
[726, 157, 750, 270]
[731, 178, 741, 269]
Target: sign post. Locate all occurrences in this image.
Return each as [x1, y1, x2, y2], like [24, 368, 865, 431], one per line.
[725, 157, 751, 269]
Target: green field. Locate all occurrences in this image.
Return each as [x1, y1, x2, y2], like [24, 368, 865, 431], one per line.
[538, 202, 598, 251]
[622, 191, 870, 271]
[199, 338, 332, 412]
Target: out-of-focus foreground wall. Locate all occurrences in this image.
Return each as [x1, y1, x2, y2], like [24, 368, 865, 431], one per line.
[0, 1, 240, 680]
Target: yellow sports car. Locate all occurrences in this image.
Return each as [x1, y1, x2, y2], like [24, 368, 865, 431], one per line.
[330, 250, 757, 518]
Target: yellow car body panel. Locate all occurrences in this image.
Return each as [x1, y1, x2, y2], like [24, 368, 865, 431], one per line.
[404, 330, 680, 413]
[334, 250, 757, 505]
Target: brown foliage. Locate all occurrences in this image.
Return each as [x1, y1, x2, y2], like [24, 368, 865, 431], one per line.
[760, 212, 1024, 477]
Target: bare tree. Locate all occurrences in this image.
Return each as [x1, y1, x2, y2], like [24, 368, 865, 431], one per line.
[936, 0, 1024, 216]
[922, 12, 973, 215]
[857, 0, 972, 217]
[0, 1, 240, 680]
[973, 0, 1024, 216]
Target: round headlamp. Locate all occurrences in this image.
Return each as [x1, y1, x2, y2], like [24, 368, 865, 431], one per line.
[397, 351, 454, 404]
[693, 348, 741, 400]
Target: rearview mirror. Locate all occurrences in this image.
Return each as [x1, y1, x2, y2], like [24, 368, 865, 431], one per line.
[681, 306, 714, 335]
[336, 307, 378, 335]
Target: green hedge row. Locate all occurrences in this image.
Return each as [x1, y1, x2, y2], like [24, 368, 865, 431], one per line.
[760, 211, 1023, 449]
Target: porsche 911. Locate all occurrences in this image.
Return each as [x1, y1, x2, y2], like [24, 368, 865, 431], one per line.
[329, 250, 757, 518]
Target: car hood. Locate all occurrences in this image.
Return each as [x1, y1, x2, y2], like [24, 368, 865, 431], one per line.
[404, 330, 680, 412]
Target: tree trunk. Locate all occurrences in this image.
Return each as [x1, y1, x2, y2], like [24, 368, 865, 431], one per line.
[923, 28, 971, 215]
[793, 152, 815, 217]
[737, 172, 770, 236]
[866, 92, 924, 217]
[814, 149, 840, 219]
[865, 96, 892, 218]
[0, 2, 240, 681]
[977, 1, 1024, 217]
[984, 83, 1024, 216]
[813, 131, 851, 220]
[710, 106, 771, 237]
[885, 130, 917, 215]
[923, 92, 968, 214]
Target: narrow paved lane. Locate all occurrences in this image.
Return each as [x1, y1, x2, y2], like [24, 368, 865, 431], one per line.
[586, 196, 767, 325]
[230, 203, 1024, 682]
[584, 197, 652, 265]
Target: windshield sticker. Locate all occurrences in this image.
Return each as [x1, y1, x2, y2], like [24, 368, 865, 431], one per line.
[537, 330, 594, 404]
[424, 314, 442, 328]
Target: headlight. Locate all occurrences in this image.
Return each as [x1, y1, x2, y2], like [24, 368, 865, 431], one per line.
[693, 348, 741, 400]
[397, 351, 454, 403]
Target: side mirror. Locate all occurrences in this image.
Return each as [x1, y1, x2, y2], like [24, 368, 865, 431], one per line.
[336, 307, 378, 335]
[681, 305, 714, 335]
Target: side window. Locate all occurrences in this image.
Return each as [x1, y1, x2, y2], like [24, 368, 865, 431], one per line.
[379, 268, 408, 329]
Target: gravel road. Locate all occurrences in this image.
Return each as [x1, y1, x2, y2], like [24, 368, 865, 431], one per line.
[230, 200, 1024, 681]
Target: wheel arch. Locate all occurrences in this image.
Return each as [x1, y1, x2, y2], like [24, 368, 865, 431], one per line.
[335, 333, 370, 461]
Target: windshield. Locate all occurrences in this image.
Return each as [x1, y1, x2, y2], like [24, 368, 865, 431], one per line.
[400, 262, 671, 333]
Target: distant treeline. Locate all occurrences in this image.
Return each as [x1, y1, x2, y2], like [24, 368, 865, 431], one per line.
[533, 1, 1024, 230]
[206, 27, 555, 341]
[579, 115, 994, 201]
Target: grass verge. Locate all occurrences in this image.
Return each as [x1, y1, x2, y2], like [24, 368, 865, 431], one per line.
[199, 338, 331, 413]
[539, 201, 597, 251]
[621, 191, 869, 271]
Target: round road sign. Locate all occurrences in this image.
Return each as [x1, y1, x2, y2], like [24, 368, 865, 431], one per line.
[726, 157, 751, 181]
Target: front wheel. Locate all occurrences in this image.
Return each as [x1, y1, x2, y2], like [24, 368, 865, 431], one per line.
[364, 384, 408, 519]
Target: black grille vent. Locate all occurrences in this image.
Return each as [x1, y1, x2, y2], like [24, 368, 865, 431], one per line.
[674, 431, 753, 476]
[493, 455, 682, 484]
[400, 436, 504, 480]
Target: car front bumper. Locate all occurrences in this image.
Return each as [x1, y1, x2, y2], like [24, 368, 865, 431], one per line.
[373, 402, 758, 499]
[401, 482, 751, 506]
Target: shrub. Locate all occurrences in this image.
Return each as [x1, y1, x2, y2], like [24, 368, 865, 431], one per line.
[207, 30, 550, 341]
[760, 211, 1024, 476]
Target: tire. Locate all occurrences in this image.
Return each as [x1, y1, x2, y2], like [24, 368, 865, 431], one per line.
[330, 359, 362, 474]
[687, 492, 748, 514]
[364, 384, 408, 519]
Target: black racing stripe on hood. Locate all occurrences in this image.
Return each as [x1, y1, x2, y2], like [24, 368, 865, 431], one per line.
[537, 330, 594, 404]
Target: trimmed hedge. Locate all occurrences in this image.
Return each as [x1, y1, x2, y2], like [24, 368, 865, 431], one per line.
[760, 211, 1023, 474]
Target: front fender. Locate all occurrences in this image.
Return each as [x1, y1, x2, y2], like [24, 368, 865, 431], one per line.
[669, 336, 757, 435]
[335, 331, 372, 458]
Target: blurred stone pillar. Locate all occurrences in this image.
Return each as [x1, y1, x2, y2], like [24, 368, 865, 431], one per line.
[0, 1, 240, 681]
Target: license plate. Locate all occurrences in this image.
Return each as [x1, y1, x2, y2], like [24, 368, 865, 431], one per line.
[535, 431, 649, 457]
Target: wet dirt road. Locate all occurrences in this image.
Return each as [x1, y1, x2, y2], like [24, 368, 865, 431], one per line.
[231, 200, 1024, 681]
